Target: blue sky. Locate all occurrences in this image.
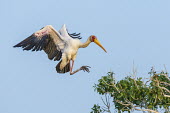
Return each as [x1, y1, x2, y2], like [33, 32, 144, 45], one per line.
[1, 0, 170, 113]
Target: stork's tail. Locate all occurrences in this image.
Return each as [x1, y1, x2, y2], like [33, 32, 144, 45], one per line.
[56, 61, 70, 73]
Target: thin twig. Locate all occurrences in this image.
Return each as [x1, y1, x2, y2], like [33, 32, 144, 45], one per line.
[101, 94, 112, 113]
[160, 81, 170, 86]
[101, 78, 120, 93]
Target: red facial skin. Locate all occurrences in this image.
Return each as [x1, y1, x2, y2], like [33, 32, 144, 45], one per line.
[91, 35, 96, 42]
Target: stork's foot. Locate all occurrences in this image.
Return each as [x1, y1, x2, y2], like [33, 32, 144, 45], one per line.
[70, 65, 91, 75]
[80, 66, 91, 73]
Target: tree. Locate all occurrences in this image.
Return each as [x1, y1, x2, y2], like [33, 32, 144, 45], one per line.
[90, 68, 170, 113]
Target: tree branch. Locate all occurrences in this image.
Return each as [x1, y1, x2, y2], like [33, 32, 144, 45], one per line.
[133, 107, 159, 113]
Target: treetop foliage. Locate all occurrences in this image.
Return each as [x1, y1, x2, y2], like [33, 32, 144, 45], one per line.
[91, 68, 170, 113]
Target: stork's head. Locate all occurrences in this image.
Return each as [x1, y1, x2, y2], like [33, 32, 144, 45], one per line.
[90, 35, 107, 53]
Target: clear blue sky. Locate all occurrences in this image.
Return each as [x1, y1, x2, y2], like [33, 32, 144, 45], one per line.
[1, 0, 170, 113]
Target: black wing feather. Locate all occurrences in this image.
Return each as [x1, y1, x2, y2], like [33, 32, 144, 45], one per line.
[68, 32, 82, 39]
[14, 34, 47, 51]
[14, 31, 62, 61]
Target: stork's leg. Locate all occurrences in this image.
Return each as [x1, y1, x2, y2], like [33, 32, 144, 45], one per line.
[70, 60, 74, 73]
[70, 60, 91, 75]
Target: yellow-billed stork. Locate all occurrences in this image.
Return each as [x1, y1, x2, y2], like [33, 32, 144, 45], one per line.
[14, 24, 107, 75]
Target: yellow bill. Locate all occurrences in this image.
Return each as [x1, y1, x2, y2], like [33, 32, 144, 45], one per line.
[94, 38, 107, 53]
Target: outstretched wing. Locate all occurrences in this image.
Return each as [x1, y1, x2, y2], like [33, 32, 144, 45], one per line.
[14, 25, 65, 61]
[59, 24, 82, 40]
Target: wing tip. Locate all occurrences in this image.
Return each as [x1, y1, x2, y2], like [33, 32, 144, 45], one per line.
[13, 44, 21, 48]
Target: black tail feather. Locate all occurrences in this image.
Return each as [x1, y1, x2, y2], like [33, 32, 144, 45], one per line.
[56, 61, 70, 73]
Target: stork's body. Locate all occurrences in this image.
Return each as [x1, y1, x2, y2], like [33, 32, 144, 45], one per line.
[14, 24, 106, 75]
[59, 38, 80, 73]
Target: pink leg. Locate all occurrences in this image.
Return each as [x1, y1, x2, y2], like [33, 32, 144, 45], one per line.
[70, 60, 74, 73]
[70, 60, 91, 75]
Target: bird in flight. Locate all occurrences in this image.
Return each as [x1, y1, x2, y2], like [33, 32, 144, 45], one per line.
[14, 24, 107, 75]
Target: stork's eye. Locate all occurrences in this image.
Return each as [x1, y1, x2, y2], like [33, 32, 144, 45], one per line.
[91, 36, 96, 42]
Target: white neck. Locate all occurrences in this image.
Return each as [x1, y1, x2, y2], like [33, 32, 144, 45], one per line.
[79, 37, 92, 48]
